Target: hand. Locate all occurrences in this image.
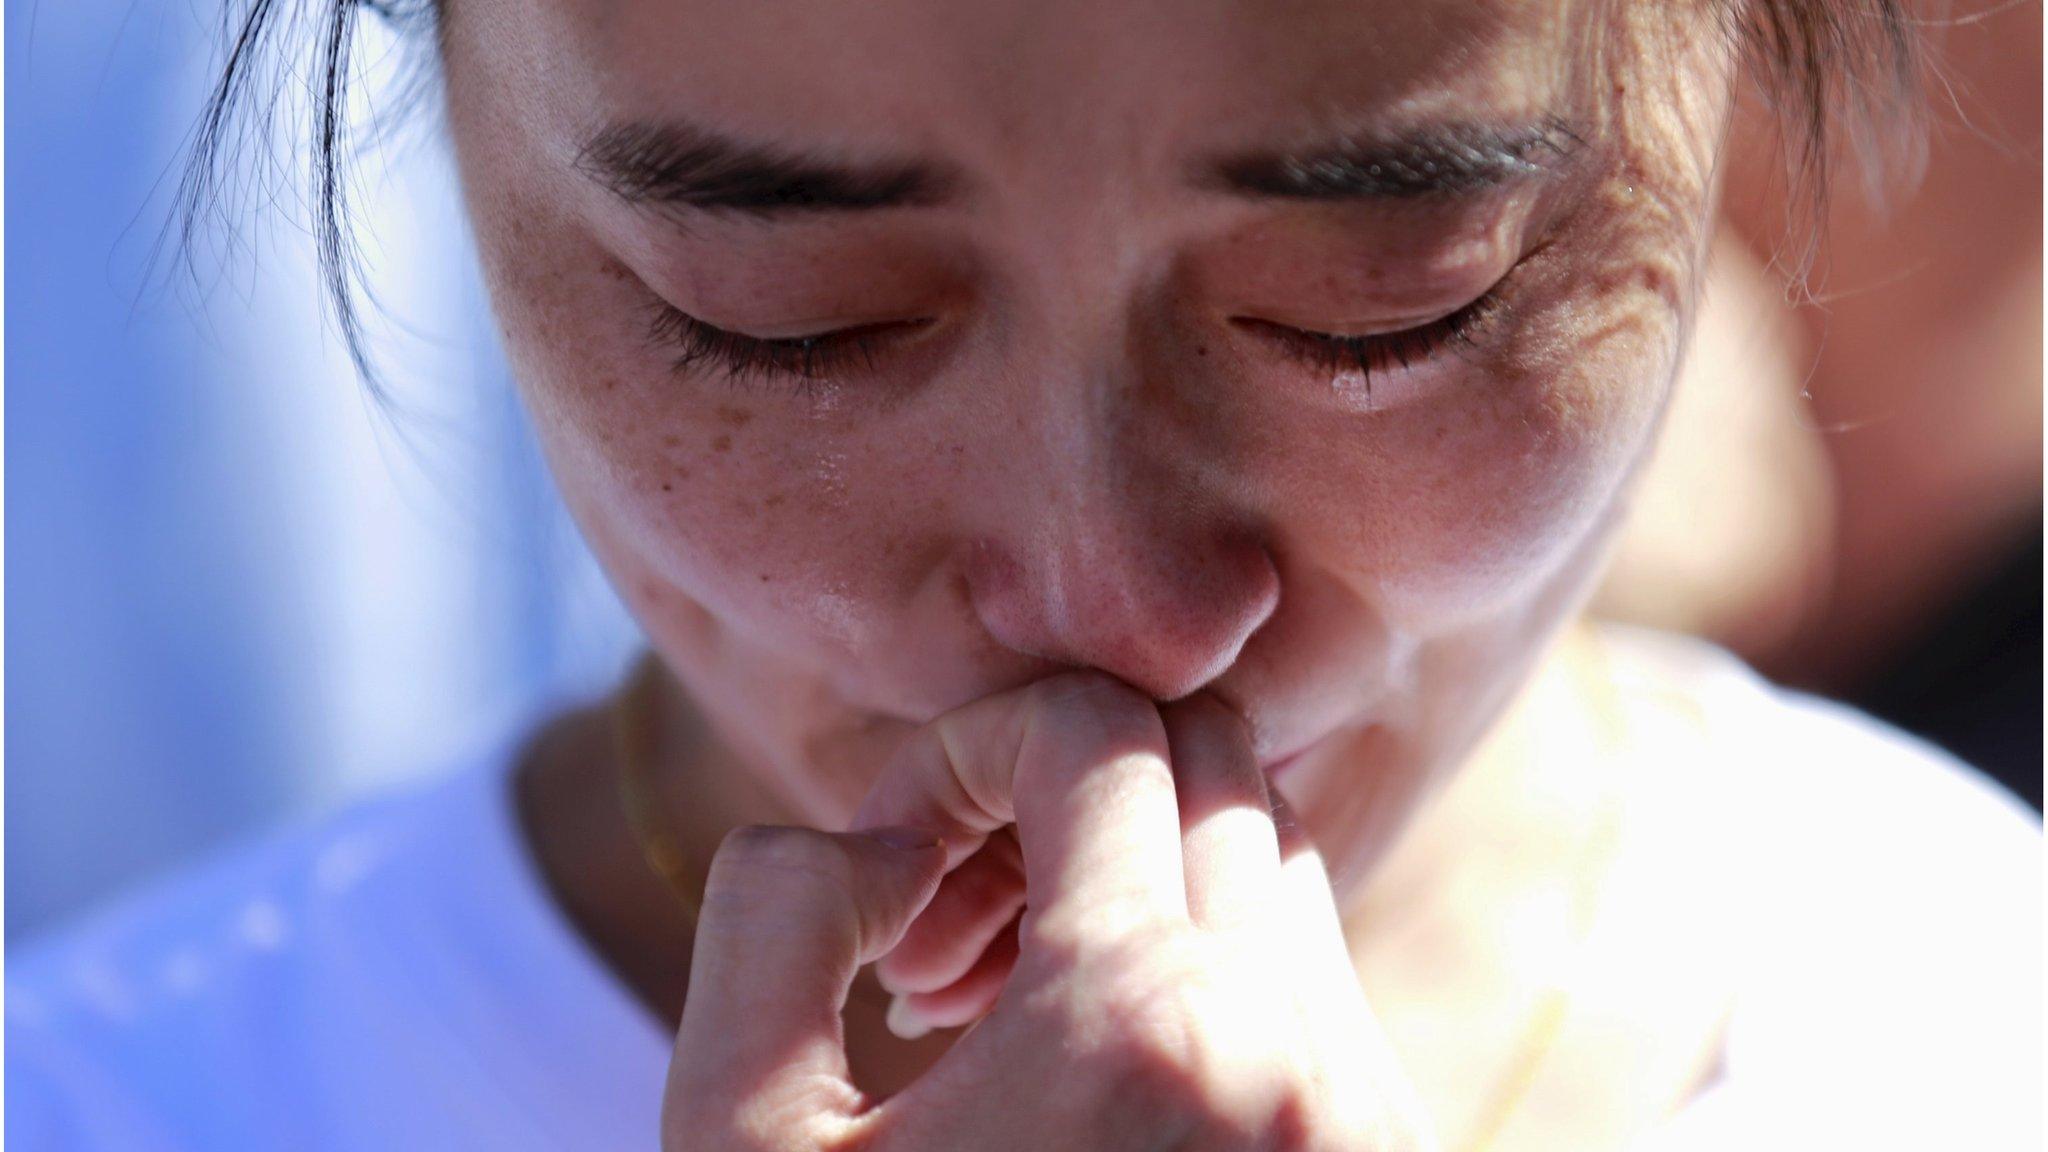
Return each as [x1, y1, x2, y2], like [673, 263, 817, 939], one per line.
[663, 671, 1437, 1151]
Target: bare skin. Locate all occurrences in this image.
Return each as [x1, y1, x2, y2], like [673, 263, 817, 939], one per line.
[516, 621, 1736, 1148]
[437, 0, 1749, 1145]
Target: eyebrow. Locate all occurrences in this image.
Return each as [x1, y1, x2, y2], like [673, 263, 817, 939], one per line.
[1200, 116, 1589, 201]
[574, 114, 1590, 221]
[573, 120, 957, 217]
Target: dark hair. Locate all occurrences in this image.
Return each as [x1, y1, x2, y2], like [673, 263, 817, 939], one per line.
[170, 0, 445, 416]
[169, 0, 1930, 412]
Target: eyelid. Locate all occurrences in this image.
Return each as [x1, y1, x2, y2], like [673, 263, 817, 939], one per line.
[698, 313, 933, 343]
[1246, 305, 1465, 341]
[1234, 238, 1538, 347]
[644, 297, 931, 391]
[1231, 286, 1508, 388]
[1231, 276, 1498, 342]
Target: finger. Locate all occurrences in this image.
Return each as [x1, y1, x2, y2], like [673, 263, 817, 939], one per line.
[853, 671, 1188, 945]
[875, 827, 1026, 995]
[666, 824, 946, 1140]
[885, 911, 1023, 1039]
[1264, 781, 1428, 1132]
[1159, 693, 1280, 932]
[1267, 776, 1312, 860]
[1265, 785, 1354, 969]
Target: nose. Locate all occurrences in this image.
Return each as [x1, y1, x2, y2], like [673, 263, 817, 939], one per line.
[953, 260, 1281, 703]
[962, 486, 1281, 704]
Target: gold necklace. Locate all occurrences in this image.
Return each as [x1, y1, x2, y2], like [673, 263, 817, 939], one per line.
[611, 648, 895, 1013]
[611, 649, 705, 923]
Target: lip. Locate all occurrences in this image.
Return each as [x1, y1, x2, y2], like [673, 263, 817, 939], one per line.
[1260, 736, 1324, 781]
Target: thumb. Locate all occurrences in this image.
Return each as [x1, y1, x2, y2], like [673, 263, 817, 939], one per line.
[666, 824, 947, 1144]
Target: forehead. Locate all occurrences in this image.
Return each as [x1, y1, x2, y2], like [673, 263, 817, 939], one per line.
[477, 0, 1599, 168]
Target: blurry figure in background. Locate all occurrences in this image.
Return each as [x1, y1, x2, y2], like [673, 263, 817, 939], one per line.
[1592, 0, 2042, 808]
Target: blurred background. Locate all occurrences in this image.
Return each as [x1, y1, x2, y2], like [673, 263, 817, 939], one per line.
[3, 0, 645, 944]
[5, 0, 2041, 946]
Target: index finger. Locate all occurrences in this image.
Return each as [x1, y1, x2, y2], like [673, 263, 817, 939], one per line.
[849, 671, 1188, 936]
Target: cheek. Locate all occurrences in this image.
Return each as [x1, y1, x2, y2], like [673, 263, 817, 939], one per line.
[582, 399, 911, 661]
[638, 428, 871, 636]
[1304, 287, 1677, 621]
[476, 222, 917, 662]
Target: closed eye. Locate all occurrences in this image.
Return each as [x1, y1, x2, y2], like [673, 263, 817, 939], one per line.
[647, 303, 930, 392]
[1233, 290, 1505, 387]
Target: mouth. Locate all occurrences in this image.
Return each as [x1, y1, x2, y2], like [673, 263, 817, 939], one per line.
[1259, 736, 1323, 782]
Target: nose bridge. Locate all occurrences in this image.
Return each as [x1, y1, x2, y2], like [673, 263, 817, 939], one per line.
[968, 331, 1280, 703]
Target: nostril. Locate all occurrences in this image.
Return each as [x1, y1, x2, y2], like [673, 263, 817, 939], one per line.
[967, 541, 1278, 706]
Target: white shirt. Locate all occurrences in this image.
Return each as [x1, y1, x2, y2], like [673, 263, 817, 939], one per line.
[7, 625, 2040, 1149]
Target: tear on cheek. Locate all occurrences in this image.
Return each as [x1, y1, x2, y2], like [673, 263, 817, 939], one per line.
[803, 583, 865, 648]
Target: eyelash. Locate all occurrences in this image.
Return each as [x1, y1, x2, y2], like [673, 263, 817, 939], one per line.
[647, 290, 1507, 396]
[647, 304, 909, 395]
[1233, 291, 1506, 391]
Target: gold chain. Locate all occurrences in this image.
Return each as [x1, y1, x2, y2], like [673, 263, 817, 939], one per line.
[612, 648, 706, 927]
[611, 648, 896, 1013]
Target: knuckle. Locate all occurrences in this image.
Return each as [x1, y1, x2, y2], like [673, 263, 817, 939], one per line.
[1084, 988, 1218, 1133]
[729, 1088, 845, 1152]
[706, 825, 855, 906]
[1024, 899, 1172, 964]
[1105, 993, 1203, 1076]
[1089, 995, 1337, 1152]
[1030, 944, 1363, 1150]
[1069, 947, 1213, 1083]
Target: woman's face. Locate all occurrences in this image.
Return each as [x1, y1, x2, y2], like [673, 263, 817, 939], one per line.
[443, 0, 1731, 889]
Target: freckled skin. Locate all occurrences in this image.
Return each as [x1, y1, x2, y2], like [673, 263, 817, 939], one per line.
[443, 0, 1733, 877]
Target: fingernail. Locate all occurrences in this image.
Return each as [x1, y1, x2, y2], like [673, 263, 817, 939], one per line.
[864, 826, 944, 853]
[886, 993, 934, 1040]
